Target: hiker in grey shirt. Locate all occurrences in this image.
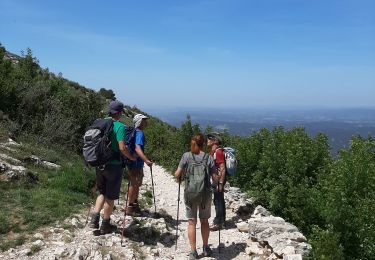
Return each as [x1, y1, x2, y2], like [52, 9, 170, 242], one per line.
[175, 133, 218, 259]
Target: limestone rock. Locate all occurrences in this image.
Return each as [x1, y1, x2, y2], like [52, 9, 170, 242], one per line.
[283, 254, 302, 260]
[237, 221, 249, 232]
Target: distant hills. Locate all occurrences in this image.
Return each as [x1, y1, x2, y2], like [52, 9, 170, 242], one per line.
[151, 107, 375, 155]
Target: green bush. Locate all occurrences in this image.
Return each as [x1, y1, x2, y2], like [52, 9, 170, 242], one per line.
[0, 45, 105, 151]
[309, 226, 344, 260]
[317, 136, 375, 259]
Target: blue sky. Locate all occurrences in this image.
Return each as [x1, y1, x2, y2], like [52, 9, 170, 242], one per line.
[1, 0, 374, 109]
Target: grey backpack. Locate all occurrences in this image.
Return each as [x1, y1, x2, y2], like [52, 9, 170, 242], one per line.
[184, 152, 212, 207]
[83, 118, 116, 167]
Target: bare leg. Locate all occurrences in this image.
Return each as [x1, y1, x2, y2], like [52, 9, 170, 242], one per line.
[188, 219, 197, 251]
[200, 218, 210, 246]
[103, 198, 114, 220]
[93, 194, 105, 213]
[128, 168, 142, 204]
[128, 186, 140, 204]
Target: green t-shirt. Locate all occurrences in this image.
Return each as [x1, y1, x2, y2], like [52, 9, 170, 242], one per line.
[109, 119, 125, 165]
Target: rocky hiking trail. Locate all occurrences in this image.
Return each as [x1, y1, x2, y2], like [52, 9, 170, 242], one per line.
[0, 144, 311, 260]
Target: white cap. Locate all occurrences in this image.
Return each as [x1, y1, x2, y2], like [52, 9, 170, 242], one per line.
[133, 114, 149, 128]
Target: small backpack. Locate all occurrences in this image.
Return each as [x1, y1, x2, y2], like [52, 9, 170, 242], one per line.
[214, 147, 237, 176]
[121, 125, 137, 166]
[184, 152, 212, 206]
[83, 118, 117, 167]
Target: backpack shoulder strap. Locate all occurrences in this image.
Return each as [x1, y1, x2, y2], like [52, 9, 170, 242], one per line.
[202, 152, 209, 164]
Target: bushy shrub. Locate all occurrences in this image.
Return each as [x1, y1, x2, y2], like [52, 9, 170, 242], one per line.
[317, 136, 375, 259]
[0, 45, 105, 150]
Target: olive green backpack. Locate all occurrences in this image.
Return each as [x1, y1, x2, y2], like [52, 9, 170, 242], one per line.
[184, 152, 212, 207]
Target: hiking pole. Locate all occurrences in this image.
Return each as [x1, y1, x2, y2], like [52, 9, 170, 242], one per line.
[84, 164, 96, 226]
[175, 176, 181, 250]
[219, 212, 221, 254]
[150, 165, 157, 213]
[218, 186, 222, 254]
[85, 187, 95, 226]
[120, 179, 130, 246]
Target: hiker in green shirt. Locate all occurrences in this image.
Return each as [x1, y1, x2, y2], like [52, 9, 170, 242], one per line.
[89, 100, 136, 235]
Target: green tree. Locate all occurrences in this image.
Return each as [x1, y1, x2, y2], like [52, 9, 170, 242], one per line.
[98, 88, 116, 100]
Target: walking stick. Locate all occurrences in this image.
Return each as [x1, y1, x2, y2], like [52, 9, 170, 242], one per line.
[218, 185, 223, 254]
[219, 207, 221, 254]
[175, 176, 181, 250]
[120, 180, 130, 246]
[150, 165, 157, 213]
[84, 163, 96, 227]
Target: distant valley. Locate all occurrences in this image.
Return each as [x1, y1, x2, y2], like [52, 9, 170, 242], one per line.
[150, 107, 375, 155]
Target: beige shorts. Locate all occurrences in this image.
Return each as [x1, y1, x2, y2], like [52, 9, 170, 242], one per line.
[185, 193, 212, 219]
[128, 168, 144, 187]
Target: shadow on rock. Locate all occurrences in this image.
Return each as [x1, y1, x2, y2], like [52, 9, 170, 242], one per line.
[211, 242, 247, 260]
[225, 202, 255, 229]
[122, 214, 178, 248]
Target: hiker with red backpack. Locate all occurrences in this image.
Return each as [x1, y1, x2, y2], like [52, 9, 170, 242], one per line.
[174, 133, 218, 259]
[87, 100, 136, 234]
[207, 132, 226, 231]
[125, 113, 153, 216]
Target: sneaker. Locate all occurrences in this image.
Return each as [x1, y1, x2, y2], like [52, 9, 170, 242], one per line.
[203, 245, 212, 257]
[100, 220, 117, 235]
[89, 213, 100, 229]
[189, 250, 199, 260]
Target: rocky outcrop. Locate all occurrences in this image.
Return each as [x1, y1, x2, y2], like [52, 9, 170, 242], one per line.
[233, 204, 311, 259]
[0, 138, 60, 182]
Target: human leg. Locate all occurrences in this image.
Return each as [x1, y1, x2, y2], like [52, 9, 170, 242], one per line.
[213, 190, 220, 225]
[128, 168, 143, 203]
[217, 190, 225, 225]
[90, 169, 106, 228]
[99, 164, 123, 234]
[200, 218, 209, 245]
[188, 218, 197, 251]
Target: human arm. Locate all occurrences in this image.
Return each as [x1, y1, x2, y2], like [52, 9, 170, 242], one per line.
[174, 167, 183, 179]
[118, 141, 136, 161]
[135, 144, 153, 166]
[217, 162, 225, 192]
[214, 149, 226, 192]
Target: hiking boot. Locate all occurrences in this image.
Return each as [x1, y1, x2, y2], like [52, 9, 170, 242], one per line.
[100, 219, 117, 235]
[132, 203, 142, 213]
[203, 245, 212, 257]
[89, 213, 100, 229]
[209, 223, 223, 231]
[125, 205, 140, 217]
[189, 250, 199, 260]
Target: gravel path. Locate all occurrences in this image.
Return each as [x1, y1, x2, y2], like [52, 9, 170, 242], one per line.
[0, 164, 251, 260]
[142, 164, 249, 259]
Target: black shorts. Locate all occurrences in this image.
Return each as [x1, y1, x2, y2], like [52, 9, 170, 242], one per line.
[96, 164, 123, 200]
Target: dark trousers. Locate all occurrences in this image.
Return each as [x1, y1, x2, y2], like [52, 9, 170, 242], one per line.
[213, 187, 226, 225]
